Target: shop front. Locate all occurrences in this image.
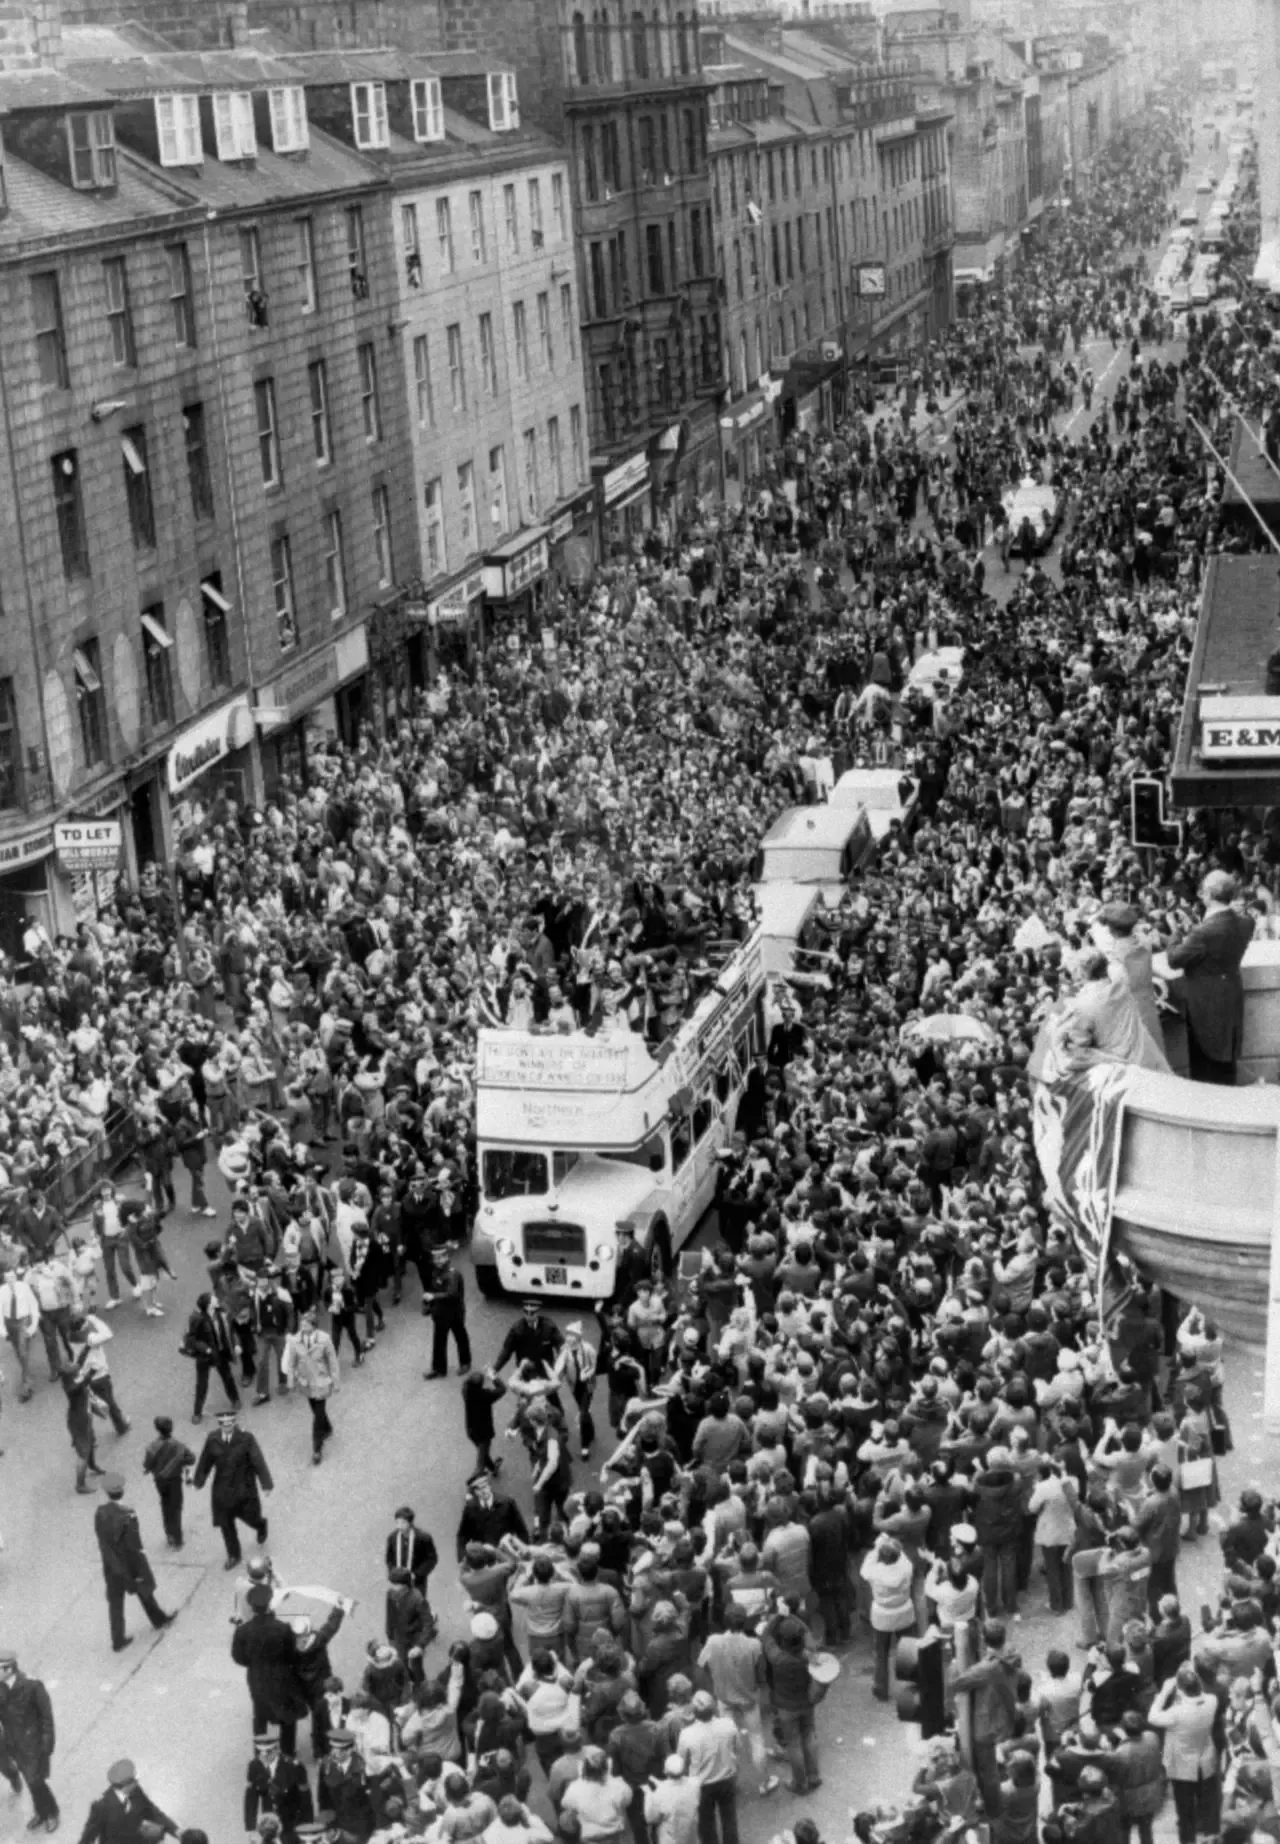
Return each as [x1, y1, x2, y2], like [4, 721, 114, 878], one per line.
[596, 451, 651, 553]
[719, 376, 779, 504]
[778, 348, 845, 440]
[0, 817, 57, 956]
[425, 566, 488, 681]
[166, 692, 256, 841]
[255, 625, 369, 792]
[653, 404, 723, 519]
[53, 814, 124, 926]
[546, 486, 597, 595]
[484, 526, 550, 643]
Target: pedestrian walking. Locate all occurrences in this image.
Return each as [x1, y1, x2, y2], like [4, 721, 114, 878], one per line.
[66, 1313, 130, 1434]
[0, 1650, 59, 1832]
[461, 1368, 507, 1475]
[142, 1416, 196, 1550]
[91, 1182, 141, 1310]
[282, 1310, 340, 1465]
[182, 1293, 242, 1424]
[191, 1408, 273, 1568]
[232, 1585, 311, 1757]
[0, 1265, 41, 1402]
[248, 1269, 294, 1405]
[92, 1474, 176, 1652]
[384, 1508, 437, 1599]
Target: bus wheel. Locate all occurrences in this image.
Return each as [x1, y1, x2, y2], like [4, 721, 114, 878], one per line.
[476, 1264, 502, 1300]
[648, 1221, 671, 1282]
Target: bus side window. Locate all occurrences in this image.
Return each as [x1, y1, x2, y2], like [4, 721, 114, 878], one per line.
[692, 1090, 714, 1141]
[671, 1115, 693, 1170]
[714, 1064, 732, 1106]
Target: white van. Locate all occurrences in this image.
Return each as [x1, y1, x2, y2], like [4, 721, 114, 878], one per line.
[751, 880, 831, 981]
[829, 766, 918, 841]
[757, 805, 872, 897]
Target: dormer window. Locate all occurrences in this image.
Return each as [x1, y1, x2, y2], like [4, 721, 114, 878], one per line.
[155, 94, 202, 167]
[411, 77, 444, 143]
[351, 81, 389, 150]
[487, 71, 520, 132]
[213, 91, 257, 161]
[268, 85, 309, 154]
[68, 111, 117, 188]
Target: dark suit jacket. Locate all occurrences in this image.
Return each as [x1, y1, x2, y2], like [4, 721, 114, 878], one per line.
[231, 1611, 310, 1721]
[191, 1427, 273, 1520]
[76, 1784, 176, 1844]
[0, 1672, 55, 1777]
[94, 1503, 156, 1595]
[385, 1524, 437, 1588]
[1166, 907, 1255, 1063]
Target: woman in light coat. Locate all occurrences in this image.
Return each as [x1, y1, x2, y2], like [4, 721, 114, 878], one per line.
[1147, 1665, 1220, 1844]
[283, 1308, 341, 1466]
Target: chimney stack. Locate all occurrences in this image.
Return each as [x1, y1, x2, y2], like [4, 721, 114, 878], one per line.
[224, 0, 248, 46]
[0, 0, 62, 72]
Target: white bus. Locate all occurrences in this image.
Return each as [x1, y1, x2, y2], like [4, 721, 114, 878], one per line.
[472, 932, 767, 1299]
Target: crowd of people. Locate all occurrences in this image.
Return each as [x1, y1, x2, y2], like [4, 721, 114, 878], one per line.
[1, 79, 1280, 1844]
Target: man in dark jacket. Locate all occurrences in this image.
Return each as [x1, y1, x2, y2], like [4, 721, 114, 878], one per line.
[93, 1476, 175, 1652]
[232, 1585, 310, 1756]
[808, 1488, 857, 1644]
[183, 1293, 241, 1423]
[1166, 870, 1255, 1084]
[950, 1621, 1020, 1815]
[243, 1733, 313, 1840]
[191, 1409, 273, 1567]
[0, 1651, 58, 1831]
[1107, 1711, 1166, 1844]
[142, 1416, 196, 1551]
[455, 1472, 529, 1561]
[493, 1300, 562, 1377]
[1134, 1465, 1182, 1613]
[384, 1508, 437, 1597]
[971, 1450, 1024, 1617]
[75, 1759, 177, 1844]
[421, 1250, 471, 1380]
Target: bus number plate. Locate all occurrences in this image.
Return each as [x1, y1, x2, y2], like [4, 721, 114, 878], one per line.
[544, 1265, 567, 1286]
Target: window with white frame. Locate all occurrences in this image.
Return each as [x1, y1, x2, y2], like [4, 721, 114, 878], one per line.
[271, 533, 298, 651]
[68, 111, 117, 188]
[522, 427, 539, 518]
[458, 462, 477, 553]
[372, 484, 394, 587]
[503, 183, 519, 254]
[254, 377, 281, 488]
[487, 71, 519, 131]
[537, 291, 553, 369]
[308, 359, 331, 465]
[213, 91, 257, 161]
[570, 404, 584, 481]
[560, 282, 576, 360]
[268, 85, 309, 153]
[402, 203, 422, 287]
[551, 170, 566, 239]
[528, 176, 543, 240]
[424, 478, 446, 576]
[478, 313, 498, 397]
[512, 300, 529, 382]
[547, 415, 564, 499]
[436, 198, 454, 272]
[358, 342, 381, 443]
[413, 334, 433, 425]
[351, 81, 389, 150]
[488, 446, 508, 535]
[411, 77, 444, 143]
[469, 189, 487, 264]
[296, 216, 318, 313]
[155, 93, 202, 166]
[322, 508, 347, 617]
[447, 322, 466, 411]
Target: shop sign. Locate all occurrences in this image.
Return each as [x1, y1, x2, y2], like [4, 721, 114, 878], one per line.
[762, 377, 783, 404]
[548, 511, 575, 545]
[1201, 719, 1280, 761]
[54, 818, 122, 873]
[486, 535, 549, 601]
[258, 648, 340, 727]
[334, 622, 369, 686]
[738, 400, 766, 429]
[602, 452, 649, 506]
[0, 821, 54, 869]
[428, 568, 486, 627]
[168, 695, 254, 795]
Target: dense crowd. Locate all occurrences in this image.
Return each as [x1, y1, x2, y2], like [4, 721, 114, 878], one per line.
[2, 85, 1280, 1844]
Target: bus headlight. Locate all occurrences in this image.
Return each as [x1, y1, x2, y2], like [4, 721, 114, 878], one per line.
[594, 1243, 614, 1263]
[496, 1238, 514, 1257]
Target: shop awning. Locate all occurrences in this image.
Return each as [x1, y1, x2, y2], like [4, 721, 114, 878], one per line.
[484, 524, 550, 601]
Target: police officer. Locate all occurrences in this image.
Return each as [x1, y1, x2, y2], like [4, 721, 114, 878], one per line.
[93, 1474, 176, 1652]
